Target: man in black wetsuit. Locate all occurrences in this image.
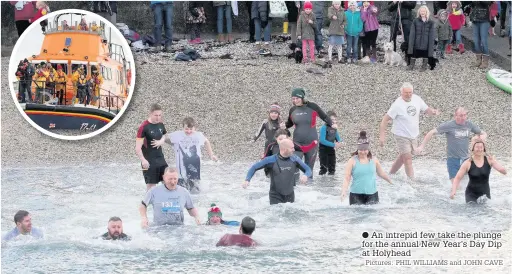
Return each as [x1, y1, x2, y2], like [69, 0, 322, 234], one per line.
[136, 104, 168, 190]
[101, 217, 130, 241]
[243, 139, 312, 205]
[285, 88, 334, 179]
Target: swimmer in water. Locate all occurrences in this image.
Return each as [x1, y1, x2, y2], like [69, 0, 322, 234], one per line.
[205, 203, 240, 226]
[100, 217, 131, 241]
[2, 210, 43, 242]
[450, 140, 507, 203]
[341, 131, 393, 205]
[244, 139, 312, 205]
[216, 216, 257, 247]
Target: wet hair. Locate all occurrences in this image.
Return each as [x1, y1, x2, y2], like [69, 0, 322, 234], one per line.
[182, 117, 196, 128]
[150, 103, 162, 113]
[14, 210, 29, 224]
[326, 111, 337, 118]
[241, 216, 256, 235]
[351, 131, 372, 159]
[108, 216, 122, 222]
[274, 128, 291, 139]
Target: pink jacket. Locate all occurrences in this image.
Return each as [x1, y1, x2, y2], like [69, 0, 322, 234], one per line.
[10, 1, 37, 21]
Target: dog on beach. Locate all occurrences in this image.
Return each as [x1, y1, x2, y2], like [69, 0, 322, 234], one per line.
[428, 57, 439, 70]
[384, 42, 407, 66]
[288, 42, 303, 64]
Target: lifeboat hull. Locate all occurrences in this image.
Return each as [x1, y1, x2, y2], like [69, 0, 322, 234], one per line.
[24, 104, 115, 131]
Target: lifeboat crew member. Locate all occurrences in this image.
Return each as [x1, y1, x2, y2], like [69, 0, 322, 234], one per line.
[55, 64, 67, 105]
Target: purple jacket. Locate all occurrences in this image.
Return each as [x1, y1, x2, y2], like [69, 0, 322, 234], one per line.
[360, 5, 379, 32]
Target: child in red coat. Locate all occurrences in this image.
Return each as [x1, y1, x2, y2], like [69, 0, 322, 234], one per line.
[29, 1, 50, 32]
[447, 1, 465, 54]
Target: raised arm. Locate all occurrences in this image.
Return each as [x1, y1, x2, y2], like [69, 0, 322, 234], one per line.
[375, 158, 392, 184]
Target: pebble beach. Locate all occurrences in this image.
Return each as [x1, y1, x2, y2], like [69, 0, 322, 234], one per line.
[2, 26, 511, 168]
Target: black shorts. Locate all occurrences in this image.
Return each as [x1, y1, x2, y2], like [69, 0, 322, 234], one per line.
[349, 192, 379, 205]
[142, 164, 168, 185]
[269, 190, 295, 205]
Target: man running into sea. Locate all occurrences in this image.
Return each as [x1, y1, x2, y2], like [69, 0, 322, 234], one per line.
[243, 139, 312, 205]
[139, 167, 201, 227]
[416, 107, 487, 184]
[136, 103, 168, 190]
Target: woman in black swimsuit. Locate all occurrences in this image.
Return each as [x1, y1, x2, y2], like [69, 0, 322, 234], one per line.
[450, 140, 507, 203]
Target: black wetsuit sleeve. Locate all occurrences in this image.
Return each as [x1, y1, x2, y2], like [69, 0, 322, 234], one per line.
[254, 121, 266, 141]
[308, 102, 333, 127]
[264, 143, 276, 157]
[285, 106, 296, 128]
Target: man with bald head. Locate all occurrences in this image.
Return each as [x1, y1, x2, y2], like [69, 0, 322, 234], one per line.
[379, 82, 440, 181]
[243, 139, 312, 205]
[416, 107, 487, 184]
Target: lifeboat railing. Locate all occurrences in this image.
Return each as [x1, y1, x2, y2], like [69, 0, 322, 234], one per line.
[45, 21, 106, 38]
[15, 80, 125, 114]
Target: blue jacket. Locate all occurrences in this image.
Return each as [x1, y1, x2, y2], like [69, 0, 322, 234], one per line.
[319, 125, 341, 148]
[345, 10, 363, 36]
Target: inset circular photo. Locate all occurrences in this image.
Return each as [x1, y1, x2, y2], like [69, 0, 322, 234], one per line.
[8, 9, 135, 140]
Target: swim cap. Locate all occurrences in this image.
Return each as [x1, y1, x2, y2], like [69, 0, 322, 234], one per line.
[291, 88, 306, 99]
[208, 203, 223, 219]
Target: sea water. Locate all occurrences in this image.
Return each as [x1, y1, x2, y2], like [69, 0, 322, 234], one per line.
[1, 158, 511, 273]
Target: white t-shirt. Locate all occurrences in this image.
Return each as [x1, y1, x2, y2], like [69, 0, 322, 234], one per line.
[169, 131, 206, 180]
[387, 94, 428, 139]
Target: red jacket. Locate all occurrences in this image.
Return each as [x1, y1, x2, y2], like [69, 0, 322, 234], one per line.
[10, 1, 36, 21]
[489, 2, 498, 19]
[448, 10, 465, 30]
[30, 7, 49, 23]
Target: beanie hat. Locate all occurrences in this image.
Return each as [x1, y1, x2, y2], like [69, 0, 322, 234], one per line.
[269, 104, 281, 113]
[357, 131, 370, 150]
[437, 9, 448, 17]
[207, 203, 223, 219]
[291, 88, 306, 99]
[332, 1, 341, 5]
[304, 1, 313, 10]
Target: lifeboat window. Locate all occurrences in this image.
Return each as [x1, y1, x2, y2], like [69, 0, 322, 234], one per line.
[107, 68, 113, 80]
[101, 66, 107, 79]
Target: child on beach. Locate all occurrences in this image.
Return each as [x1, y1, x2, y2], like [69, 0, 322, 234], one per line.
[319, 111, 342, 175]
[345, 1, 363, 64]
[447, 1, 466, 54]
[360, 1, 379, 63]
[187, 1, 206, 44]
[297, 1, 317, 63]
[435, 9, 453, 59]
[327, 1, 346, 63]
[253, 103, 283, 158]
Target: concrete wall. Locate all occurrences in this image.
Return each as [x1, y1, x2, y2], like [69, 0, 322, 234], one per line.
[1, 1, 396, 47]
